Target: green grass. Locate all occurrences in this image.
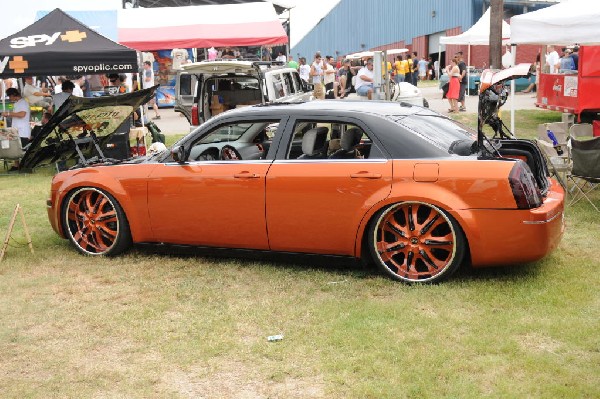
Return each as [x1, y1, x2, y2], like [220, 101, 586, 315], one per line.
[1, 112, 599, 398]
[451, 109, 563, 140]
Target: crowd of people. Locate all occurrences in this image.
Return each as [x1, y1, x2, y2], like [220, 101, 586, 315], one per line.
[291, 51, 439, 101]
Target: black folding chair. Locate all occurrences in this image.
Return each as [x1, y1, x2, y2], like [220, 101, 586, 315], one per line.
[567, 136, 600, 212]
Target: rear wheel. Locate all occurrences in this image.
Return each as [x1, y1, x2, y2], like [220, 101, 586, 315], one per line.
[367, 202, 465, 283]
[62, 187, 131, 256]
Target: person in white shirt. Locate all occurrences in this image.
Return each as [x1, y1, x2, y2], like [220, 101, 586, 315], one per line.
[143, 61, 160, 119]
[275, 51, 287, 63]
[324, 55, 337, 99]
[310, 53, 325, 99]
[23, 76, 52, 111]
[298, 57, 310, 82]
[2, 88, 31, 161]
[70, 75, 85, 97]
[355, 59, 375, 99]
[546, 46, 560, 74]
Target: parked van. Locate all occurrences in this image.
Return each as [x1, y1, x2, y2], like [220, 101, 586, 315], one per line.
[175, 60, 313, 130]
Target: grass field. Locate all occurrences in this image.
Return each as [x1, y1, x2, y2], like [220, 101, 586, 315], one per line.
[1, 110, 599, 398]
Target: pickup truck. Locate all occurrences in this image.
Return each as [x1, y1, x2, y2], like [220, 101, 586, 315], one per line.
[175, 60, 313, 131]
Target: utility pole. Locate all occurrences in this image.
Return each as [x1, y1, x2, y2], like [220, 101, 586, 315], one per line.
[489, 0, 504, 69]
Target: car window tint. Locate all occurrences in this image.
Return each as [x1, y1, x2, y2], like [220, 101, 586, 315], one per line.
[390, 114, 476, 152]
[179, 74, 192, 95]
[286, 120, 385, 160]
[292, 72, 304, 92]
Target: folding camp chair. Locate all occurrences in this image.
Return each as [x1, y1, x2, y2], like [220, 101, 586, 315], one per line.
[0, 127, 24, 170]
[569, 123, 593, 140]
[567, 136, 600, 212]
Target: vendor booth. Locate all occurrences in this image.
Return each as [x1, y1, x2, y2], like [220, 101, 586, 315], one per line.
[439, 8, 512, 93]
[510, 0, 600, 121]
[0, 8, 138, 78]
[116, 2, 288, 108]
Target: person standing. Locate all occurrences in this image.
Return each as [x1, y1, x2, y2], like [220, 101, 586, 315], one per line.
[287, 56, 299, 70]
[545, 46, 560, 73]
[393, 55, 405, 83]
[446, 58, 460, 113]
[2, 88, 31, 168]
[411, 52, 419, 86]
[418, 56, 428, 81]
[143, 61, 161, 120]
[53, 80, 74, 111]
[456, 51, 467, 112]
[571, 45, 579, 70]
[299, 57, 310, 83]
[324, 55, 337, 99]
[310, 53, 325, 99]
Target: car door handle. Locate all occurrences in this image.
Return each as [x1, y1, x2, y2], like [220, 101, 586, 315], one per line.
[234, 172, 260, 179]
[350, 172, 382, 179]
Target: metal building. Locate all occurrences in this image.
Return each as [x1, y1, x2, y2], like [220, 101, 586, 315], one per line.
[292, 0, 558, 66]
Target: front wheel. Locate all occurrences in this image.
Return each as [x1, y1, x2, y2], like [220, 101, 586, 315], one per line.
[367, 202, 465, 283]
[62, 187, 132, 256]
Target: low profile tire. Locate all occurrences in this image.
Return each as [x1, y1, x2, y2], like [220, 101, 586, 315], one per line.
[367, 201, 465, 283]
[62, 187, 132, 256]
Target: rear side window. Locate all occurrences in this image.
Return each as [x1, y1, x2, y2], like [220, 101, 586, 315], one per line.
[285, 120, 386, 160]
[272, 74, 284, 99]
[390, 114, 476, 152]
[179, 74, 192, 95]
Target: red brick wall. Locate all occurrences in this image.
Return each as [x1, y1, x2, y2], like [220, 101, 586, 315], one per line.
[374, 23, 542, 70]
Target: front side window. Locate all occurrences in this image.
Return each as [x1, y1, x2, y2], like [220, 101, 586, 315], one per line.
[188, 120, 279, 161]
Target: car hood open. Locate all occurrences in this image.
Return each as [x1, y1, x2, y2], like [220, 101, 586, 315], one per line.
[20, 86, 157, 170]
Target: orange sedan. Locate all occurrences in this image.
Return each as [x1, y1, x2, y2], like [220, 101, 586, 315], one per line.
[24, 87, 564, 283]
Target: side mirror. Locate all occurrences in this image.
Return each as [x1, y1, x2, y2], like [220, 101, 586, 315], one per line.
[171, 145, 187, 163]
[303, 82, 314, 92]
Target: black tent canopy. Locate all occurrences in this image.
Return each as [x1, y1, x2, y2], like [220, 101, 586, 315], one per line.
[0, 8, 139, 78]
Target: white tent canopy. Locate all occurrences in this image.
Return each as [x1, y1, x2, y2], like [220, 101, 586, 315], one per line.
[440, 8, 510, 45]
[510, 0, 600, 45]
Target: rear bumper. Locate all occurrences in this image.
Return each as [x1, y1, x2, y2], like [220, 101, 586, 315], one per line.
[456, 179, 565, 267]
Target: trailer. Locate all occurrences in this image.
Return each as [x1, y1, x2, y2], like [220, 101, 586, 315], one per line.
[535, 46, 600, 122]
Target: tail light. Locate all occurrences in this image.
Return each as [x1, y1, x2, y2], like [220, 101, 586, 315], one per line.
[191, 104, 199, 126]
[508, 160, 543, 209]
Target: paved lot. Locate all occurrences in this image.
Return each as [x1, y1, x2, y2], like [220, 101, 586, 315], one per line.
[152, 84, 540, 136]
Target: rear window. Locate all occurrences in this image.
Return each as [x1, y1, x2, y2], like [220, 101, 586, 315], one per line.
[389, 114, 476, 152]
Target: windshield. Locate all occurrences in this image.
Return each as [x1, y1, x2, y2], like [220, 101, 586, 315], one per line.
[389, 114, 476, 152]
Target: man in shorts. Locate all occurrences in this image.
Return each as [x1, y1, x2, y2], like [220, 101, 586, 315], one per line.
[143, 61, 161, 120]
[355, 59, 375, 100]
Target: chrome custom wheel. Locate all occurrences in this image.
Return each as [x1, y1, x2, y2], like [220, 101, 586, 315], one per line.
[63, 187, 131, 256]
[368, 202, 465, 283]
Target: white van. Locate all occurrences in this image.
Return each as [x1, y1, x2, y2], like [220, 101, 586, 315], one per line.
[175, 60, 313, 131]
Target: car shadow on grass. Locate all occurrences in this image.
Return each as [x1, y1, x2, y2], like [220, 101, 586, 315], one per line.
[134, 243, 543, 284]
[134, 243, 374, 278]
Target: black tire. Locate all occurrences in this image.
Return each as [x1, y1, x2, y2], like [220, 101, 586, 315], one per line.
[62, 187, 132, 256]
[367, 201, 465, 283]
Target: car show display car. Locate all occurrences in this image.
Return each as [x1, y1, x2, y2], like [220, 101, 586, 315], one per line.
[23, 77, 564, 283]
